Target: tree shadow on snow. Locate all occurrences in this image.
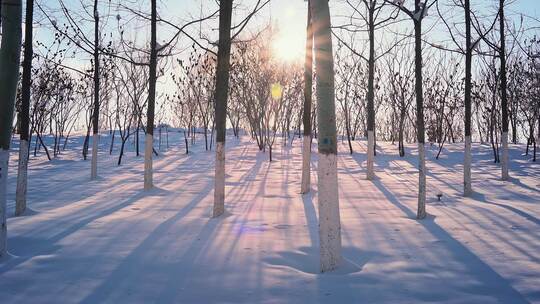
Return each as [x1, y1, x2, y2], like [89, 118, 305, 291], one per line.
[0, 187, 166, 274]
[470, 191, 540, 226]
[372, 179, 531, 303]
[78, 179, 216, 304]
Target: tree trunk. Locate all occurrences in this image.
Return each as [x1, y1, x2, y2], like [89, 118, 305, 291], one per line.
[366, 4, 376, 180]
[144, 0, 158, 190]
[398, 111, 405, 157]
[212, 0, 233, 218]
[499, 0, 510, 181]
[136, 124, 140, 156]
[184, 130, 189, 154]
[463, 0, 473, 196]
[414, 1, 426, 220]
[0, 0, 23, 258]
[346, 116, 353, 154]
[109, 129, 115, 155]
[204, 126, 208, 151]
[15, 0, 33, 216]
[312, 0, 342, 272]
[118, 139, 126, 165]
[83, 128, 90, 160]
[90, 0, 100, 180]
[301, 1, 313, 194]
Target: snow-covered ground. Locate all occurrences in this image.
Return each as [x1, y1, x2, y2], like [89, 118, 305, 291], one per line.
[1, 132, 539, 303]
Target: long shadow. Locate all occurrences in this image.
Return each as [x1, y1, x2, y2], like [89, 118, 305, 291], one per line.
[372, 179, 531, 303]
[262, 190, 372, 302]
[373, 153, 540, 264]
[509, 177, 540, 194]
[470, 192, 540, 226]
[80, 142, 262, 303]
[1, 187, 168, 274]
[155, 146, 263, 303]
[79, 180, 214, 304]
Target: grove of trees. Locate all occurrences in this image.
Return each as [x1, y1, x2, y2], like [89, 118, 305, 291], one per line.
[0, 0, 538, 273]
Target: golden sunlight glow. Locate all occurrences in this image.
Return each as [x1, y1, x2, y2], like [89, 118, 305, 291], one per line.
[270, 4, 306, 62]
[271, 83, 283, 100]
[272, 31, 304, 62]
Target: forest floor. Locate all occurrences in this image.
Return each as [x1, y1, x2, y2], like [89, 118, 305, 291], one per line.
[1, 131, 539, 303]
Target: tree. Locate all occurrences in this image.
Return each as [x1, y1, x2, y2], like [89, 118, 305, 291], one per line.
[301, 0, 313, 194]
[498, 0, 510, 181]
[384, 44, 415, 157]
[335, 45, 363, 155]
[387, 0, 437, 219]
[463, 0, 474, 195]
[91, 0, 101, 180]
[144, 0, 158, 190]
[213, 0, 234, 217]
[0, 0, 22, 258]
[312, 0, 342, 272]
[335, 0, 400, 179]
[15, 0, 34, 216]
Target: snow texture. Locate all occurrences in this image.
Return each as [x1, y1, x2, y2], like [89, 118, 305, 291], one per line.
[0, 132, 539, 303]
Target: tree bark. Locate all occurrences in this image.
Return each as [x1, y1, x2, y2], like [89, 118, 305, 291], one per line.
[499, 0, 510, 181]
[301, 1, 313, 194]
[312, 0, 342, 272]
[90, 0, 100, 180]
[144, 0, 158, 190]
[414, 0, 426, 220]
[463, 0, 473, 196]
[15, 0, 34, 216]
[213, 0, 233, 218]
[366, 2, 376, 180]
[0, 0, 23, 258]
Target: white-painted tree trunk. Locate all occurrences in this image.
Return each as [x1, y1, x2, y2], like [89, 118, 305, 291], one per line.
[213, 142, 225, 217]
[417, 143, 427, 219]
[15, 139, 29, 216]
[300, 136, 311, 194]
[90, 133, 98, 180]
[0, 149, 9, 257]
[501, 131, 509, 181]
[318, 153, 341, 272]
[464, 135, 472, 196]
[366, 130, 375, 180]
[144, 133, 153, 190]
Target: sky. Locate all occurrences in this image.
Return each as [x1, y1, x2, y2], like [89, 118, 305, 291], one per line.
[166, 0, 540, 61]
[32, 0, 540, 129]
[34, 0, 540, 65]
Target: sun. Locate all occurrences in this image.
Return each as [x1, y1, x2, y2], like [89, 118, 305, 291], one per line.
[272, 32, 304, 62]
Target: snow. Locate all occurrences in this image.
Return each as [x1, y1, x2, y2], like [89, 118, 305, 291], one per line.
[1, 132, 539, 303]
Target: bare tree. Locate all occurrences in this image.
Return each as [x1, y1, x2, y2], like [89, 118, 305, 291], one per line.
[15, 0, 34, 216]
[312, 0, 342, 272]
[144, 0, 158, 190]
[301, 0, 313, 194]
[0, 0, 23, 259]
[386, 0, 438, 219]
[213, 0, 234, 217]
